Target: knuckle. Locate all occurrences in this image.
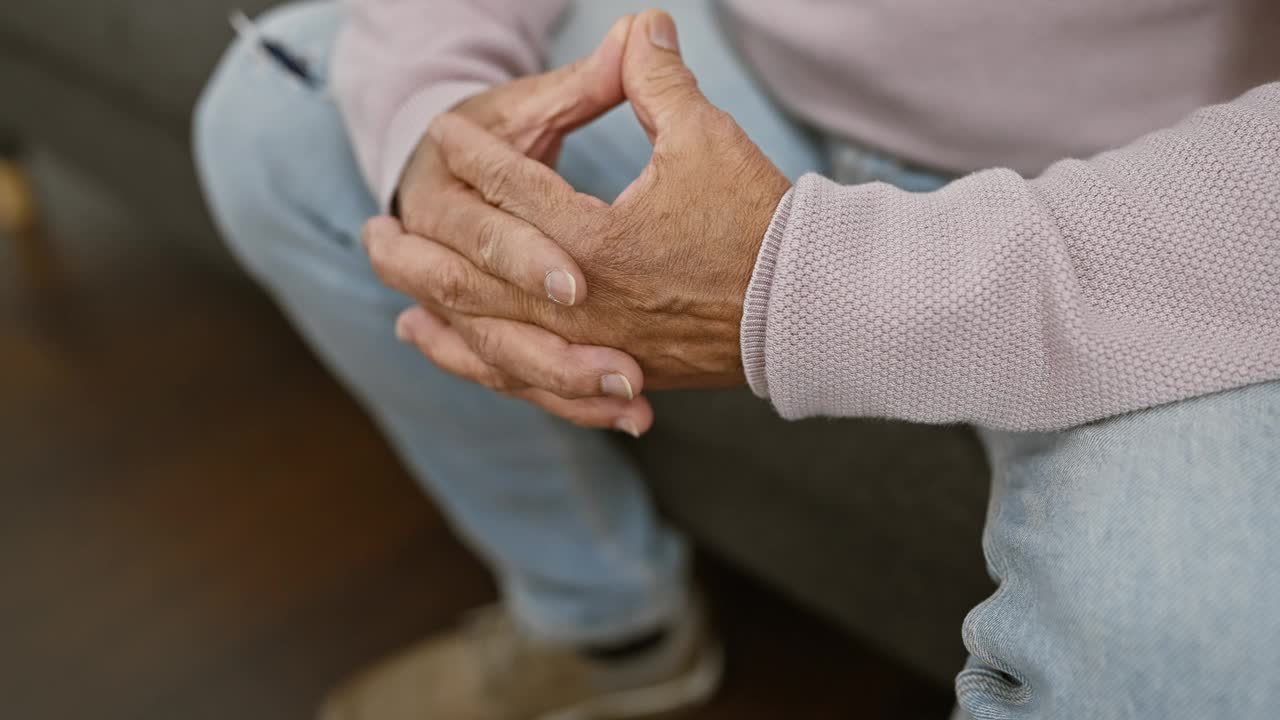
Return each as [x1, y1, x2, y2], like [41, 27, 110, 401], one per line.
[471, 324, 506, 364]
[474, 214, 504, 272]
[479, 98, 517, 137]
[433, 263, 472, 311]
[549, 361, 577, 396]
[402, 204, 436, 239]
[702, 106, 739, 137]
[478, 153, 515, 201]
[492, 104, 517, 134]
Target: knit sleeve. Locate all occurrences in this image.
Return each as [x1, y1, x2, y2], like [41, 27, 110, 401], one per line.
[332, 0, 570, 210]
[742, 83, 1280, 431]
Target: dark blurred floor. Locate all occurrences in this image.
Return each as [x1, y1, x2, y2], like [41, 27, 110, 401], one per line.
[0, 155, 953, 720]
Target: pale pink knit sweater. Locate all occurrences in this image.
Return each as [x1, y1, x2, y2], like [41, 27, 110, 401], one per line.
[333, 1, 1280, 430]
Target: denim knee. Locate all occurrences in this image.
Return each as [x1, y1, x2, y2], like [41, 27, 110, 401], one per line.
[960, 383, 1280, 718]
[193, 2, 360, 272]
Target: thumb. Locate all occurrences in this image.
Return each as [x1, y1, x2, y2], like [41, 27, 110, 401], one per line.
[623, 9, 707, 142]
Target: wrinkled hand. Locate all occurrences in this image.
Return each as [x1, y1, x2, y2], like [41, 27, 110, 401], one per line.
[368, 10, 790, 433]
[388, 13, 659, 435]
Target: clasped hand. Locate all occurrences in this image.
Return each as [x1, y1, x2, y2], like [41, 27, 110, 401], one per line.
[363, 10, 790, 436]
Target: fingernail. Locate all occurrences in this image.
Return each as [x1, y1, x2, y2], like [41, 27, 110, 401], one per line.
[615, 418, 641, 438]
[648, 12, 679, 52]
[545, 269, 577, 306]
[394, 314, 412, 343]
[601, 373, 634, 400]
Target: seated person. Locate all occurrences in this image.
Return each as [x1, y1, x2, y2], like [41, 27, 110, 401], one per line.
[195, 1, 1280, 718]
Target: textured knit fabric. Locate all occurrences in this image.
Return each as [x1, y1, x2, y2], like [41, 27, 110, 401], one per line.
[331, 0, 1280, 205]
[330, 1, 1280, 430]
[742, 84, 1280, 431]
[721, 0, 1280, 177]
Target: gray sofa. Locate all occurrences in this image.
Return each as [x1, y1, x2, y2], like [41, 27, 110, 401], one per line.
[0, 0, 992, 686]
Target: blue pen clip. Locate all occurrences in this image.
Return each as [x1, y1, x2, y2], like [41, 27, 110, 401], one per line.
[230, 9, 320, 89]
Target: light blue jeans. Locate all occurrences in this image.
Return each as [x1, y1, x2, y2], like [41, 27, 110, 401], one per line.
[194, 1, 1280, 717]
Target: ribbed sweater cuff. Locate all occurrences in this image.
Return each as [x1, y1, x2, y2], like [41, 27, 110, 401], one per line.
[374, 80, 491, 211]
[740, 186, 795, 399]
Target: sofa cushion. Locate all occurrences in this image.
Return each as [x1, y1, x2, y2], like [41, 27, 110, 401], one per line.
[634, 388, 992, 685]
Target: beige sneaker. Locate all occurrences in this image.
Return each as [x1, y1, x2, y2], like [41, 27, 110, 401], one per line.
[319, 600, 722, 720]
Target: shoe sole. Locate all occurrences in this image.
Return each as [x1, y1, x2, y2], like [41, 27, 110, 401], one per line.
[536, 642, 724, 720]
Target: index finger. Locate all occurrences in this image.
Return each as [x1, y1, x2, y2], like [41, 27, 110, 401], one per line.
[403, 150, 587, 305]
